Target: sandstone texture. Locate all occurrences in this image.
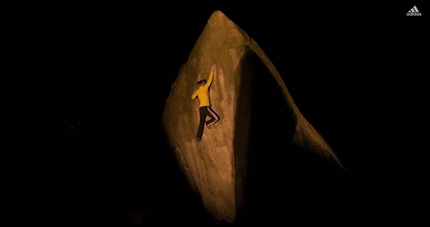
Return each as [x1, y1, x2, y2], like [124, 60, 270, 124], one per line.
[162, 10, 344, 223]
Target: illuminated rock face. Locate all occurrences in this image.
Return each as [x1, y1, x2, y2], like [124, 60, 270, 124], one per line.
[162, 10, 344, 223]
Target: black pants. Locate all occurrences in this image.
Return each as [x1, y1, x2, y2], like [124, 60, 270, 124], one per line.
[197, 106, 220, 139]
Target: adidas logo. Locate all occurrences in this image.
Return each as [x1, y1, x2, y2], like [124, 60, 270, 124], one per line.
[406, 6, 422, 16]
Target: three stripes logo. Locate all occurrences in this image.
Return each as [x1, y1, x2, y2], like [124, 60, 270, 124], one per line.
[406, 6, 422, 16]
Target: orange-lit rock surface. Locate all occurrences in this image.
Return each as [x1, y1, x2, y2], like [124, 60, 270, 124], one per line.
[162, 10, 344, 223]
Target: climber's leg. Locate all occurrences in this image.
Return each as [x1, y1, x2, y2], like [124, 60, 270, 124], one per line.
[196, 107, 207, 140]
[206, 106, 220, 128]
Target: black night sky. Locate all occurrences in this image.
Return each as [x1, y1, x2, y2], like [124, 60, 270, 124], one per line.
[63, 2, 417, 225]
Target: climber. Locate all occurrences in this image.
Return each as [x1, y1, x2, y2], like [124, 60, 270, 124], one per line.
[191, 63, 220, 141]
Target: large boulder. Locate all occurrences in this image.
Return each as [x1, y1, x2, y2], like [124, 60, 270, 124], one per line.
[162, 10, 344, 223]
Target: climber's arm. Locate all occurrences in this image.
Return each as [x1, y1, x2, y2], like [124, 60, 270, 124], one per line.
[191, 89, 198, 99]
[203, 64, 215, 89]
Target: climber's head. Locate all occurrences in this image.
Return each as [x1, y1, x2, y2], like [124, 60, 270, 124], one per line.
[197, 79, 207, 87]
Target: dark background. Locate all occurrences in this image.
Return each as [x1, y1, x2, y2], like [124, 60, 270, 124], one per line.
[62, 2, 413, 225]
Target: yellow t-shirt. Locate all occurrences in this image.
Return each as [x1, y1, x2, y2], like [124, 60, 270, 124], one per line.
[191, 70, 214, 107]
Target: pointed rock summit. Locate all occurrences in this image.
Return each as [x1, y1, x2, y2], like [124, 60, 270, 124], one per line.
[162, 10, 344, 223]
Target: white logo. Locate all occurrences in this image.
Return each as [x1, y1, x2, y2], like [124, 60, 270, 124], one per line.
[406, 6, 422, 16]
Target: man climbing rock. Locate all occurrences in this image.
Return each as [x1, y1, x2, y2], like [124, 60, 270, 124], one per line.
[191, 63, 221, 141]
